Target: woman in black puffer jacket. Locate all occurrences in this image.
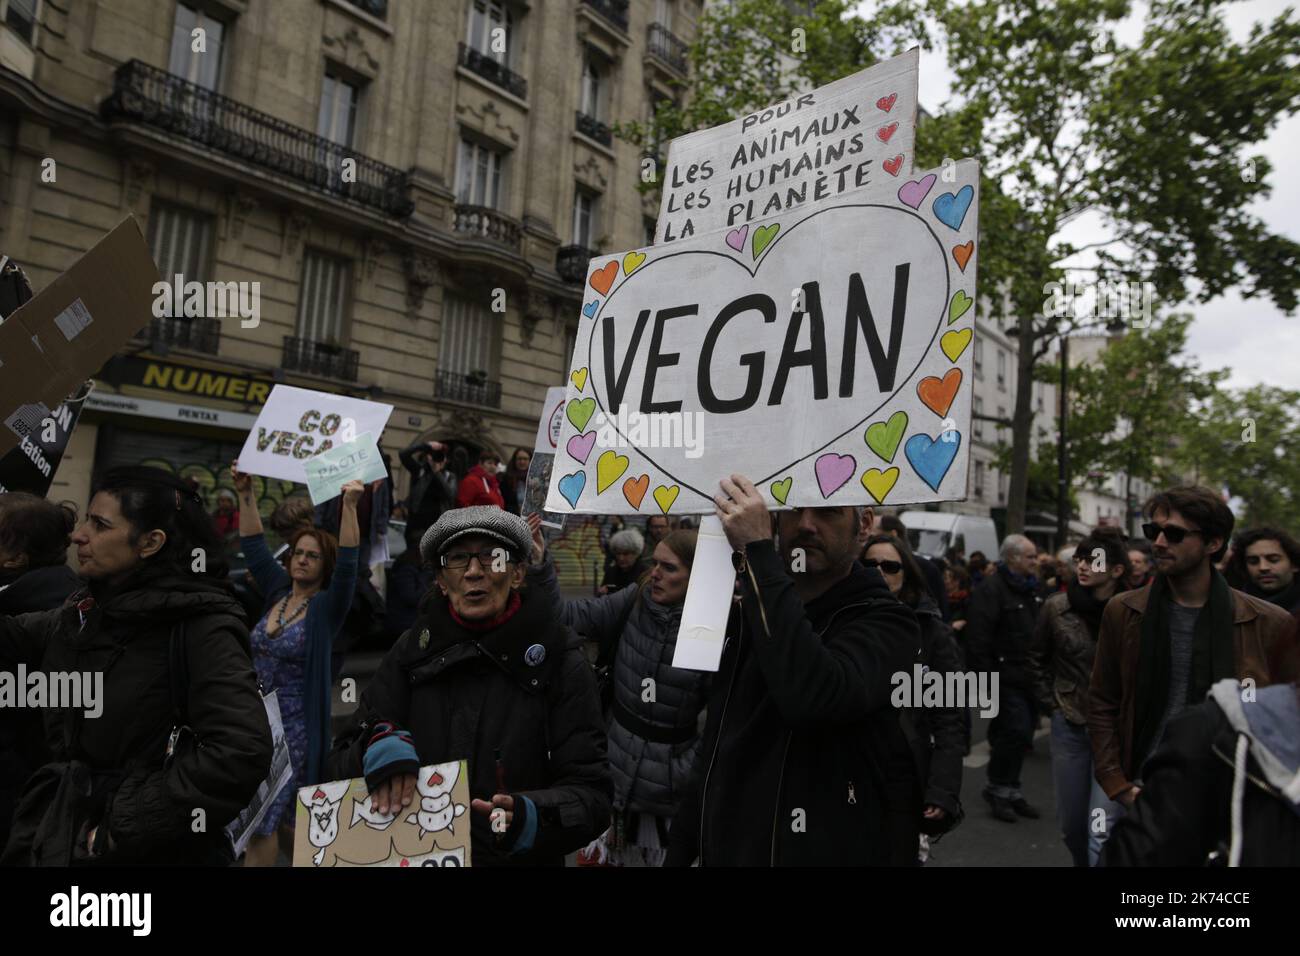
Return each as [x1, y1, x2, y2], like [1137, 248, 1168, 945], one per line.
[530, 527, 707, 866]
[0, 468, 272, 866]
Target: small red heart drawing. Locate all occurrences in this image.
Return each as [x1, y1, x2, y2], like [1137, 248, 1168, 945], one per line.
[428, 771, 444, 787]
[876, 122, 899, 143]
[877, 93, 897, 112]
[589, 260, 619, 296]
[883, 154, 904, 177]
[313, 788, 326, 800]
[917, 369, 963, 418]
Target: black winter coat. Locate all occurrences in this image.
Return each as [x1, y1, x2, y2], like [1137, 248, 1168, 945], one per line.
[965, 565, 1043, 691]
[900, 596, 966, 831]
[328, 586, 612, 866]
[667, 544, 921, 867]
[0, 568, 272, 865]
[1102, 679, 1300, 866]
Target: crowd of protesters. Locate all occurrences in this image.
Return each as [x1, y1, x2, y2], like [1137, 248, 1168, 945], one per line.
[0, 461, 1296, 867]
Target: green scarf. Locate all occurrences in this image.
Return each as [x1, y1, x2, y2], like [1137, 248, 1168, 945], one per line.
[1132, 569, 1235, 770]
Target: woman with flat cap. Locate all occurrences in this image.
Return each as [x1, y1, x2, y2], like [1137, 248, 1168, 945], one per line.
[328, 506, 611, 865]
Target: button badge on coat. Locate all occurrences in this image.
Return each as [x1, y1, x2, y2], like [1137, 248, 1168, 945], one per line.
[524, 643, 546, 666]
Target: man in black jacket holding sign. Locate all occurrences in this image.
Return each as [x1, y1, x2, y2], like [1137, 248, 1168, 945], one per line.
[666, 475, 921, 866]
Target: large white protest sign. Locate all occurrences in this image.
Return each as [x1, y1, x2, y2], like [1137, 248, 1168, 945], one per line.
[236, 385, 393, 484]
[547, 159, 979, 517]
[655, 48, 918, 244]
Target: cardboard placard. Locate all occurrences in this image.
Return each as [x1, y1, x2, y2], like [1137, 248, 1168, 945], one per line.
[235, 385, 394, 484]
[0, 216, 160, 456]
[293, 761, 472, 868]
[547, 159, 980, 516]
[655, 48, 919, 244]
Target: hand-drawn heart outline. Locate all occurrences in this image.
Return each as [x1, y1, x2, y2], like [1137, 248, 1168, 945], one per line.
[725, 224, 749, 252]
[623, 474, 649, 509]
[579, 202, 953, 503]
[882, 154, 904, 177]
[876, 93, 897, 112]
[590, 260, 619, 295]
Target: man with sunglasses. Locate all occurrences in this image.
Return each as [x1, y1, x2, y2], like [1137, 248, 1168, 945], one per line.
[1088, 486, 1299, 864]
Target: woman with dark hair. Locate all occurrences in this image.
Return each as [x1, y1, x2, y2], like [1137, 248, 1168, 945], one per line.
[1028, 526, 1130, 866]
[328, 507, 611, 866]
[232, 462, 362, 867]
[529, 525, 708, 866]
[862, 533, 966, 860]
[0, 492, 81, 851]
[499, 447, 532, 514]
[0, 467, 272, 865]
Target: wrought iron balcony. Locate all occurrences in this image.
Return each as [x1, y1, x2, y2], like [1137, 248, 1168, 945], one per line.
[580, 0, 629, 32]
[453, 204, 521, 250]
[435, 369, 502, 409]
[576, 110, 613, 147]
[458, 42, 528, 100]
[102, 60, 414, 217]
[136, 316, 221, 355]
[556, 245, 599, 284]
[646, 23, 688, 74]
[281, 336, 360, 382]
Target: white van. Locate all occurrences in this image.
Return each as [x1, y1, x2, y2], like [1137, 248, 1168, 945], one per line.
[897, 511, 999, 562]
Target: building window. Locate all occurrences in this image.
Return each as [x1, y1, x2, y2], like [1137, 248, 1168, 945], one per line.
[654, 0, 674, 30]
[997, 405, 1007, 442]
[318, 70, 360, 148]
[440, 293, 497, 379]
[167, 3, 225, 90]
[999, 471, 1008, 504]
[562, 323, 577, 368]
[4, 0, 38, 44]
[973, 395, 983, 439]
[572, 189, 598, 248]
[580, 50, 605, 121]
[148, 201, 212, 291]
[973, 337, 983, 379]
[457, 138, 505, 209]
[297, 250, 351, 345]
[974, 461, 985, 500]
[466, 0, 513, 66]
[997, 348, 1006, 390]
[344, 0, 387, 19]
[644, 218, 656, 247]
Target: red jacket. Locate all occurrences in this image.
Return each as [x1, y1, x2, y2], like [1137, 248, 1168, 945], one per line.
[455, 464, 505, 509]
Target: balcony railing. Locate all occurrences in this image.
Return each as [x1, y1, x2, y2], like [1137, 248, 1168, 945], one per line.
[281, 336, 360, 382]
[580, 0, 629, 32]
[102, 60, 414, 218]
[435, 369, 502, 409]
[576, 110, 613, 147]
[453, 204, 521, 250]
[458, 42, 528, 100]
[646, 23, 688, 74]
[556, 245, 599, 284]
[136, 316, 221, 355]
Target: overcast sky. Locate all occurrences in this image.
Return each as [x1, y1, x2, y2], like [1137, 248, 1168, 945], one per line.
[862, 0, 1300, 392]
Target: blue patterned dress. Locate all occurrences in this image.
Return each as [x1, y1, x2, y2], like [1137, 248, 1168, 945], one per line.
[250, 611, 309, 835]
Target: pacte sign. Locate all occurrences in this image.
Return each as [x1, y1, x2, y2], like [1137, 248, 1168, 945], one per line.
[547, 159, 980, 516]
[655, 48, 918, 244]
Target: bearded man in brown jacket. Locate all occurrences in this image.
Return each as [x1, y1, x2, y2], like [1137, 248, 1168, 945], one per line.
[1088, 486, 1298, 865]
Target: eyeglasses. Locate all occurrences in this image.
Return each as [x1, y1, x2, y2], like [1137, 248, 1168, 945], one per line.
[291, 549, 322, 561]
[863, 558, 903, 574]
[1142, 523, 1203, 545]
[440, 549, 514, 572]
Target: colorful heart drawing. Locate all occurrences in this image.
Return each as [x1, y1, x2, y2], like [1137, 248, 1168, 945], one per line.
[596, 450, 629, 494]
[864, 410, 909, 463]
[752, 223, 780, 260]
[570, 367, 588, 392]
[932, 185, 975, 232]
[897, 173, 937, 210]
[770, 476, 792, 505]
[941, 328, 972, 363]
[917, 369, 963, 418]
[725, 224, 749, 252]
[948, 290, 973, 325]
[876, 92, 897, 112]
[882, 154, 904, 177]
[814, 453, 856, 499]
[952, 241, 974, 272]
[623, 251, 647, 275]
[905, 431, 962, 492]
[622, 474, 649, 510]
[566, 397, 596, 431]
[589, 260, 619, 296]
[566, 430, 597, 464]
[653, 484, 680, 514]
[558, 471, 586, 508]
[582, 299, 599, 319]
[861, 467, 900, 504]
[876, 122, 899, 143]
